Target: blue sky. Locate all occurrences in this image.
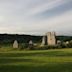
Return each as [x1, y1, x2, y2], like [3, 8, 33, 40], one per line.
[0, 0, 72, 35]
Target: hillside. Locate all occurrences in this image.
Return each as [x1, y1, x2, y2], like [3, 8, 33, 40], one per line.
[0, 34, 72, 44]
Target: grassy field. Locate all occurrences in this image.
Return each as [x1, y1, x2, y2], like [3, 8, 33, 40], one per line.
[0, 48, 72, 72]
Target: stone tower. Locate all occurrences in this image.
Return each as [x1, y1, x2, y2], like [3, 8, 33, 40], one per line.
[13, 40, 18, 48]
[41, 36, 46, 46]
[46, 32, 56, 46]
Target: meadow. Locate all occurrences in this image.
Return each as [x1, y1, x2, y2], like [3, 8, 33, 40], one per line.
[0, 48, 72, 72]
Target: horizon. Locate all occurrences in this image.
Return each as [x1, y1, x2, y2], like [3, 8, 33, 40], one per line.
[0, 0, 72, 35]
[0, 33, 72, 36]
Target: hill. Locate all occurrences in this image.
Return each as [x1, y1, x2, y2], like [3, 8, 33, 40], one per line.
[0, 34, 72, 44]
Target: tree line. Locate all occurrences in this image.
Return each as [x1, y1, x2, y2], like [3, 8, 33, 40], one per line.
[0, 34, 72, 44]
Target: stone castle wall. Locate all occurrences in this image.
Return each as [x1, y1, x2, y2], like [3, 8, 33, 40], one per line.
[41, 32, 56, 46]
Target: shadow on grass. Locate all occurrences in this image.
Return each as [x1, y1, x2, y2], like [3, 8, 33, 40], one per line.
[0, 58, 46, 65]
[0, 58, 32, 64]
[0, 51, 72, 57]
[0, 62, 72, 72]
[0, 50, 72, 72]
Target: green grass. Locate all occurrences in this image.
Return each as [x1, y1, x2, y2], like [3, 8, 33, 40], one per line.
[0, 48, 72, 72]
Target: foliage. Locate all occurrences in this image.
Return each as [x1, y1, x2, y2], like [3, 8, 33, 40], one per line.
[0, 34, 42, 44]
[0, 34, 72, 44]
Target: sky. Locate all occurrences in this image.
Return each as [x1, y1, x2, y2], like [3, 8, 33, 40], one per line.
[0, 0, 72, 35]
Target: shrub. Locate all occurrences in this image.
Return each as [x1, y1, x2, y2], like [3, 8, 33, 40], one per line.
[19, 43, 28, 50]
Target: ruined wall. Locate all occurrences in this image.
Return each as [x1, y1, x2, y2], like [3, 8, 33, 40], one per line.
[47, 32, 56, 46]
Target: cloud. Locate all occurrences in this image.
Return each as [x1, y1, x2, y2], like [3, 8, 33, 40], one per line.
[0, 0, 72, 35]
[17, 10, 72, 35]
[0, 16, 4, 22]
[25, 0, 66, 16]
[33, 0, 72, 19]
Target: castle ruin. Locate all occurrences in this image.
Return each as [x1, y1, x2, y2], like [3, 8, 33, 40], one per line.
[41, 32, 56, 46]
